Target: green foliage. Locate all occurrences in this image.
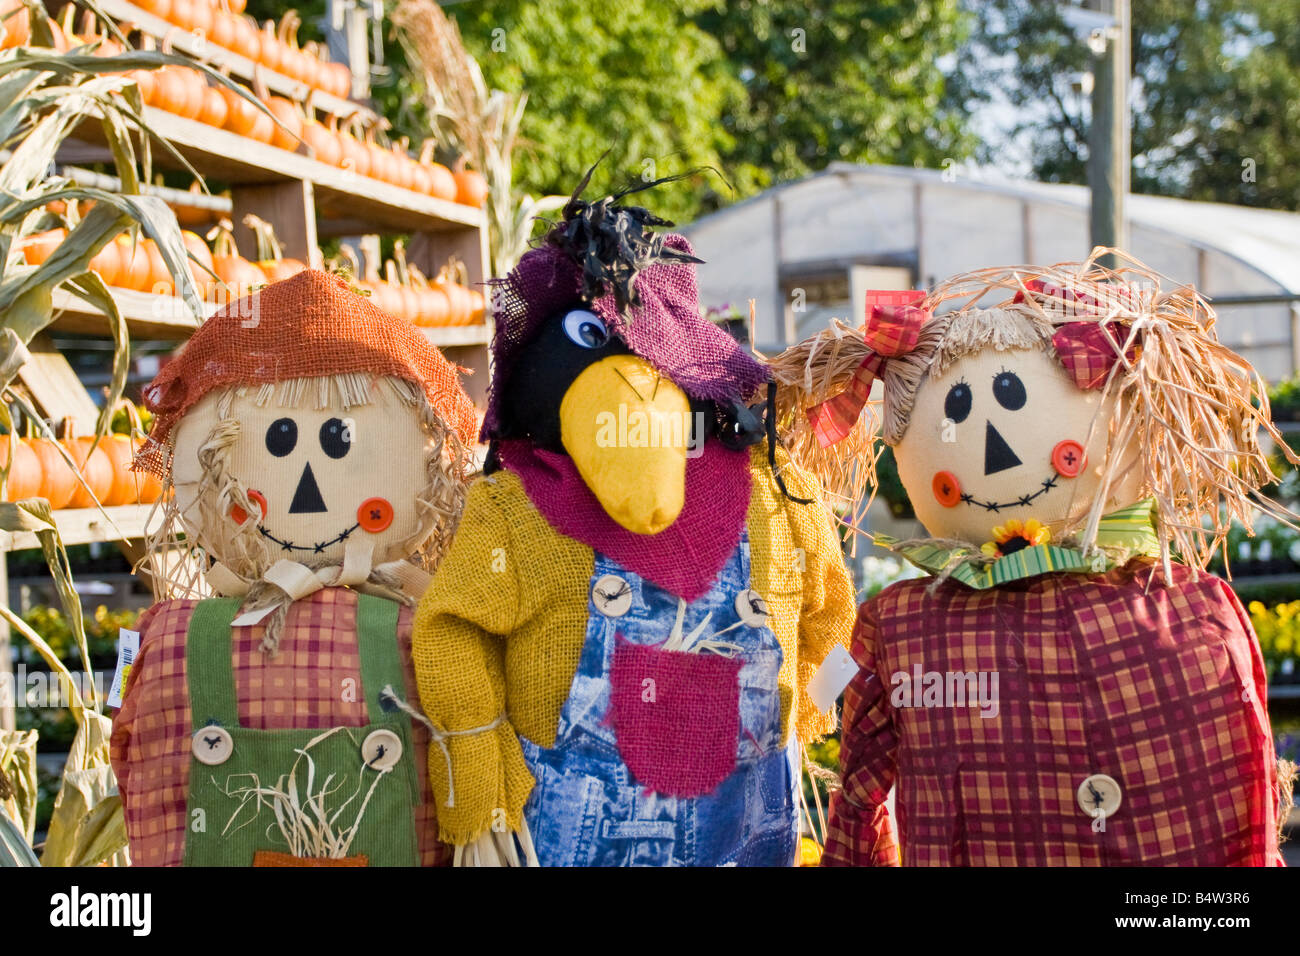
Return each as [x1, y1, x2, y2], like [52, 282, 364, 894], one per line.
[439, 0, 745, 226]
[955, 0, 1300, 211]
[696, 0, 975, 191]
[1247, 600, 1300, 682]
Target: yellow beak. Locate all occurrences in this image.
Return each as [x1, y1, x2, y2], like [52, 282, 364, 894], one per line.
[559, 355, 692, 535]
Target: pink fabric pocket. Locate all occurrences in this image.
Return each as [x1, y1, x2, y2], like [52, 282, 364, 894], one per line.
[609, 638, 742, 797]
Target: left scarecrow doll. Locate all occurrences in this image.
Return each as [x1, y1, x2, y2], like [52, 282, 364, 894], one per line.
[110, 270, 479, 866]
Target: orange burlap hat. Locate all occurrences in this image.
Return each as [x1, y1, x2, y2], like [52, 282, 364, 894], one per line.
[135, 270, 478, 476]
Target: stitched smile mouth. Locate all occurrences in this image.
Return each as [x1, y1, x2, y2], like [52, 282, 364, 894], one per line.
[259, 523, 361, 554]
[959, 474, 1059, 513]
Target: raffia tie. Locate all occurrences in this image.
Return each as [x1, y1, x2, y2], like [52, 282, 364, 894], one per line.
[207, 536, 432, 651]
[379, 686, 506, 810]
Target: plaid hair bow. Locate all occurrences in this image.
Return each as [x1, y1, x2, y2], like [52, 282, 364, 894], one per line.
[1014, 278, 1138, 389]
[807, 292, 928, 447]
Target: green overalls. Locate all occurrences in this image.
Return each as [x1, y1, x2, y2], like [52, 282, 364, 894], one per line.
[181, 594, 420, 866]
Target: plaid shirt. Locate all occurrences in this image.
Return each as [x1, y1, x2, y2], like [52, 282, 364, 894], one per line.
[822, 559, 1282, 866]
[109, 588, 448, 867]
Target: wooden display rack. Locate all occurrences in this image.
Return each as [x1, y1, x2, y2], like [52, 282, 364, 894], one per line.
[0, 4, 495, 729]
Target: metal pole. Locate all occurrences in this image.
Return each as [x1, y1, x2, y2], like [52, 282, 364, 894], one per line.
[1087, 0, 1130, 266]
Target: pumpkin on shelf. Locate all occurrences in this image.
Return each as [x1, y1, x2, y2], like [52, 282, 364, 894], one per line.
[419, 141, 456, 202]
[63, 427, 115, 510]
[242, 213, 308, 282]
[301, 109, 343, 166]
[452, 156, 488, 208]
[265, 93, 304, 152]
[88, 234, 125, 287]
[182, 228, 217, 298]
[0, 437, 42, 503]
[1, 0, 32, 49]
[21, 228, 67, 266]
[27, 436, 77, 510]
[208, 218, 267, 303]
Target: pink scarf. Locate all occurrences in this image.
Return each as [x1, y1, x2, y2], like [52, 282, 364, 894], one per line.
[497, 440, 753, 602]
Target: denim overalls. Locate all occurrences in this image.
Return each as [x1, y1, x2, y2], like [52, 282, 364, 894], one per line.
[519, 533, 800, 866]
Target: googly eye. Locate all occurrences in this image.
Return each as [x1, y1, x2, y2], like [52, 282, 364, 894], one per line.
[562, 309, 610, 349]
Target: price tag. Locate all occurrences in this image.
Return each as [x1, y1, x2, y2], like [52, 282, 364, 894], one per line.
[806, 644, 859, 713]
[107, 628, 140, 709]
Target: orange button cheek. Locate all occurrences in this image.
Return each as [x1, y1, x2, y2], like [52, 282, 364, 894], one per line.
[1052, 440, 1087, 478]
[230, 489, 267, 525]
[932, 471, 963, 508]
[357, 497, 394, 533]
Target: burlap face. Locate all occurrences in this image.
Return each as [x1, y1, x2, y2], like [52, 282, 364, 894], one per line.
[171, 381, 432, 572]
[482, 235, 769, 441]
[895, 345, 1142, 548]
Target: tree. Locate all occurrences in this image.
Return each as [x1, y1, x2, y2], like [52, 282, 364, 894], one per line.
[695, 0, 975, 190]
[437, 0, 749, 226]
[954, 0, 1300, 210]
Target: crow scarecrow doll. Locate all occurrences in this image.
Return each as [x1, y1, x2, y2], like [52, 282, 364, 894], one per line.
[773, 249, 1295, 866]
[412, 174, 856, 866]
[110, 270, 478, 866]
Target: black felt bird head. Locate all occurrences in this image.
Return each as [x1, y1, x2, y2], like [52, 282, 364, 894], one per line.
[482, 160, 779, 532]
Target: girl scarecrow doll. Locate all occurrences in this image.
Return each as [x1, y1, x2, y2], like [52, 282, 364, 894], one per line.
[772, 249, 1295, 866]
[110, 269, 478, 866]
[411, 172, 856, 866]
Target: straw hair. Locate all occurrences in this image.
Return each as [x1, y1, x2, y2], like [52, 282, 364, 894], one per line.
[138, 373, 470, 608]
[772, 247, 1300, 570]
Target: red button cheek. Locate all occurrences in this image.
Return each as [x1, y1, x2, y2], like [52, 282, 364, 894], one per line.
[357, 497, 394, 533]
[230, 489, 267, 525]
[932, 471, 963, 508]
[1052, 440, 1087, 478]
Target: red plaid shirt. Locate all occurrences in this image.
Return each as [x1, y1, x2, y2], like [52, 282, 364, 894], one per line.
[822, 559, 1282, 866]
[109, 588, 448, 867]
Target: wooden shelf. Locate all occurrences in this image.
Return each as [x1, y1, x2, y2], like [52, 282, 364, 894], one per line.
[0, 505, 161, 552]
[64, 109, 485, 234]
[51, 285, 490, 347]
[93, 0, 372, 121]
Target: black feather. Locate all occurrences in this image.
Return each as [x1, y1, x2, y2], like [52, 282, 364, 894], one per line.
[542, 153, 711, 318]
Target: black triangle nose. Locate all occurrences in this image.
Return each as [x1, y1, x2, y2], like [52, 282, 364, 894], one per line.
[984, 421, 1022, 475]
[288, 462, 328, 513]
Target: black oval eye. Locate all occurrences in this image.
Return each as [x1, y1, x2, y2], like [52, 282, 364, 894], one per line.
[992, 370, 1027, 410]
[944, 382, 972, 423]
[561, 309, 609, 349]
[320, 417, 351, 459]
[265, 418, 297, 457]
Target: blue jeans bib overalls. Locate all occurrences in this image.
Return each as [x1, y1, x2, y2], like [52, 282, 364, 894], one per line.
[519, 533, 800, 866]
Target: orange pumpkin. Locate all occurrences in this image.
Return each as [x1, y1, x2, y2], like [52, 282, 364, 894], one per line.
[421, 285, 450, 327]
[230, 14, 259, 61]
[426, 163, 457, 202]
[258, 258, 307, 282]
[467, 287, 487, 323]
[119, 237, 152, 291]
[257, 20, 281, 72]
[63, 436, 114, 509]
[1, 0, 31, 49]
[29, 438, 77, 510]
[0, 439, 43, 502]
[99, 434, 140, 505]
[266, 96, 303, 151]
[220, 83, 260, 136]
[182, 229, 216, 297]
[143, 239, 174, 296]
[301, 116, 342, 166]
[210, 8, 235, 50]
[136, 0, 172, 20]
[88, 236, 124, 287]
[168, 0, 194, 30]
[453, 164, 489, 208]
[22, 229, 67, 266]
[197, 84, 228, 127]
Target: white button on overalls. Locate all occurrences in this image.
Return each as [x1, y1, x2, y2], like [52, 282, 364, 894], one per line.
[192, 726, 234, 765]
[1077, 773, 1122, 818]
[735, 589, 770, 628]
[592, 574, 633, 617]
[361, 729, 403, 771]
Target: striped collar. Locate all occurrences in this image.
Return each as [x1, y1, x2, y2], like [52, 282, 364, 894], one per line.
[876, 499, 1160, 590]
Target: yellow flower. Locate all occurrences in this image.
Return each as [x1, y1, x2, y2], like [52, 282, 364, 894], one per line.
[983, 518, 1052, 557]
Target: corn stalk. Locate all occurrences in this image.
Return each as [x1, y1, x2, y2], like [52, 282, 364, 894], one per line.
[0, 5, 265, 866]
[390, 0, 566, 275]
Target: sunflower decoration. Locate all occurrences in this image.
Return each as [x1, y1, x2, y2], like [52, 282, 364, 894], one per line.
[980, 518, 1051, 558]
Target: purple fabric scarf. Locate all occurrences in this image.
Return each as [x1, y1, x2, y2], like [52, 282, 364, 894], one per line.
[497, 439, 752, 602]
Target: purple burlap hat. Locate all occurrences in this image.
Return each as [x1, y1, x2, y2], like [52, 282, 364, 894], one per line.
[481, 231, 770, 442]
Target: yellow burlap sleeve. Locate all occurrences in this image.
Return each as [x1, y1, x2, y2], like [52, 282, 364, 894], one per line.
[781, 453, 858, 745]
[412, 476, 535, 846]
